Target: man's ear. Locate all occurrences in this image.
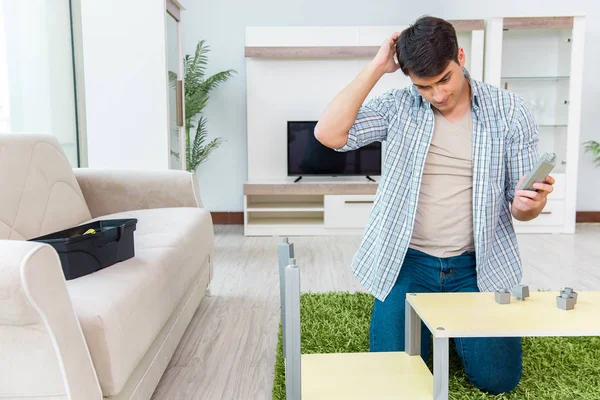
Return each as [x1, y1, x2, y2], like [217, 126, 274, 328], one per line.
[457, 48, 466, 67]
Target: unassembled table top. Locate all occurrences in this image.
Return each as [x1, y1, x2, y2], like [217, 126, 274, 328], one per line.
[301, 351, 433, 400]
[406, 291, 600, 338]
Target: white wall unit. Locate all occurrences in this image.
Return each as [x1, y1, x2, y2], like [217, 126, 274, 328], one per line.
[245, 24, 485, 183]
[79, 0, 186, 171]
[244, 24, 485, 236]
[484, 16, 585, 234]
[324, 195, 375, 229]
[512, 199, 567, 233]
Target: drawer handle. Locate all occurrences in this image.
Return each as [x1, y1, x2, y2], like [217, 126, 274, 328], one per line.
[345, 200, 374, 204]
[541, 211, 552, 215]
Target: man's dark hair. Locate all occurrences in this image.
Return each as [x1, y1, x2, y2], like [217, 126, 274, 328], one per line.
[396, 16, 459, 78]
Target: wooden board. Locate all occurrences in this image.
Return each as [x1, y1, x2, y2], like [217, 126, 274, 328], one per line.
[503, 17, 574, 30]
[451, 19, 485, 31]
[301, 352, 433, 400]
[407, 291, 600, 338]
[245, 46, 379, 58]
[243, 182, 378, 195]
[244, 20, 484, 59]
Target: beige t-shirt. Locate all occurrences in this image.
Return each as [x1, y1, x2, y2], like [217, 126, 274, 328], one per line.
[409, 106, 475, 258]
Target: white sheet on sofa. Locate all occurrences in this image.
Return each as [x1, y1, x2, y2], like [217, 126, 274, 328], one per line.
[66, 207, 213, 396]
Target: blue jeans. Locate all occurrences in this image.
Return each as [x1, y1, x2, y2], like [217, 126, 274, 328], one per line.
[369, 248, 522, 395]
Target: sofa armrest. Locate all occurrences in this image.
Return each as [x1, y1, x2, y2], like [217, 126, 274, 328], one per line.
[0, 240, 102, 399]
[74, 168, 202, 218]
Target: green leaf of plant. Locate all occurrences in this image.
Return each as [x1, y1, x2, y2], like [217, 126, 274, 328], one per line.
[180, 40, 235, 171]
[583, 140, 600, 168]
[168, 71, 178, 89]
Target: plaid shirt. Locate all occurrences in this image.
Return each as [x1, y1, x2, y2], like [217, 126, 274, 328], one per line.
[337, 68, 539, 301]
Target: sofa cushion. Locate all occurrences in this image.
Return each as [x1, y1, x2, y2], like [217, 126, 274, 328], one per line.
[66, 207, 214, 396]
[0, 133, 92, 240]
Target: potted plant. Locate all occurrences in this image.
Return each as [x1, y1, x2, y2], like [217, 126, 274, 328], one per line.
[584, 140, 600, 168]
[170, 40, 236, 172]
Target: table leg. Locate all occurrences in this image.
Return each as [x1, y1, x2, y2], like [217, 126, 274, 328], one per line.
[405, 298, 421, 356]
[433, 337, 449, 400]
[277, 238, 294, 358]
[284, 261, 301, 400]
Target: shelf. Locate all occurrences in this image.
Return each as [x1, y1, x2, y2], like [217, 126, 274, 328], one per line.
[246, 202, 324, 212]
[301, 352, 433, 400]
[503, 16, 574, 30]
[244, 182, 378, 195]
[245, 46, 379, 59]
[407, 291, 600, 338]
[247, 216, 324, 226]
[244, 20, 483, 59]
[501, 76, 569, 81]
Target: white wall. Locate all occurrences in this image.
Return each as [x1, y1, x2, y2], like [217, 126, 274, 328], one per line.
[80, 0, 170, 170]
[182, 0, 600, 211]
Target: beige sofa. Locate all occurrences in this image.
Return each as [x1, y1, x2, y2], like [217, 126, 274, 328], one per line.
[0, 134, 214, 399]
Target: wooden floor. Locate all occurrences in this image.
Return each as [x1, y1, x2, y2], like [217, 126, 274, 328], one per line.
[151, 224, 600, 400]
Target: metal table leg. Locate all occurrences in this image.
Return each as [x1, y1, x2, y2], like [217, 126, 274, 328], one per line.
[277, 237, 294, 358]
[407, 295, 449, 400]
[405, 296, 421, 356]
[284, 259, 301, 400]
[433, 337, 449, 400]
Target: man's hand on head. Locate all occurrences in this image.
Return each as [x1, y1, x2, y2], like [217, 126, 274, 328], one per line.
[511, 175, 555, 221]
[371, 32, 401, 75]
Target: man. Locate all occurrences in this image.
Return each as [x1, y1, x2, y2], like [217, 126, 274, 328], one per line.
[314, 16, 554, 395]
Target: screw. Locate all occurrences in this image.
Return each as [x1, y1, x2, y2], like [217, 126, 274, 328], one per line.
[437, 327, 445, 331]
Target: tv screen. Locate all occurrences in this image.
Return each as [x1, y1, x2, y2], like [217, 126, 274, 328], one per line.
[287, 121, 382, 176]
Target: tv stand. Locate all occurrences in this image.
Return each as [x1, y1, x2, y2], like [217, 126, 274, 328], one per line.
[294, 176, 375, 183]
[243, 179, 379, 236]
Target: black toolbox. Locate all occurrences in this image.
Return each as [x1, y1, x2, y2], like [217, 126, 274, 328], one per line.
[30, 219, 138, 280]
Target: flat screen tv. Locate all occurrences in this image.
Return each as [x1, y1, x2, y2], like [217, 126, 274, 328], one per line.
[287, 121, 382, 177]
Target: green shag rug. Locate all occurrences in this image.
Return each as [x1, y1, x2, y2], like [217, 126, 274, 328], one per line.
[272, 292, 600, 400]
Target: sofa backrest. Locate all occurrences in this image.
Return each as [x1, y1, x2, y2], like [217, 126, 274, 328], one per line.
[0, 133, 92, 240]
